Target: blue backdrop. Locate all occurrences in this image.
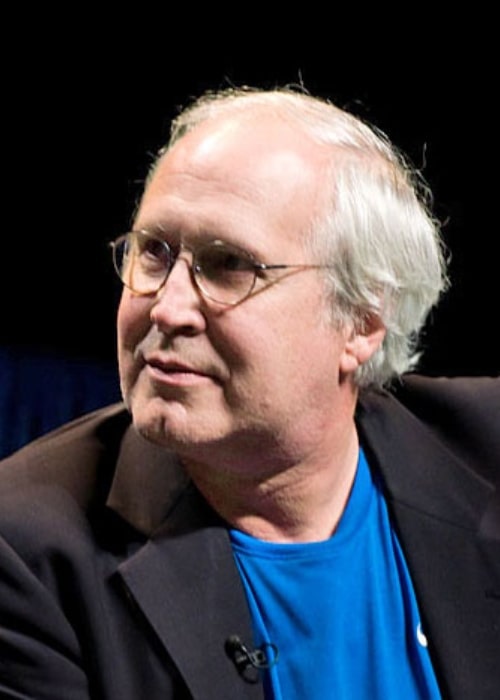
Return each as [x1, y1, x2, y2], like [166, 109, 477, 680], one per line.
[0, 346, 121, 460]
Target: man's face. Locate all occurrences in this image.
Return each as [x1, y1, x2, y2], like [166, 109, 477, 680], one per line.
[117, 115, 357, 473]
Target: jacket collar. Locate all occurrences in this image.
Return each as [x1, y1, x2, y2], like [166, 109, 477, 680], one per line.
[356, 389, 494, 528]
[106, 424, 263, 699]
[106, 424, 190, 536]
[356, 389, 499, 699]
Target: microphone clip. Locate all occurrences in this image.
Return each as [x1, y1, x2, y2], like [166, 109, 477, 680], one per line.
[225, 635, 279, 683]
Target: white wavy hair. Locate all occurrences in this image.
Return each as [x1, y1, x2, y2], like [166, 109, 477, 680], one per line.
[147, 86, 449, 388]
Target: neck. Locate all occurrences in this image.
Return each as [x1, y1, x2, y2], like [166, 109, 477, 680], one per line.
[184, 420, 360, 544]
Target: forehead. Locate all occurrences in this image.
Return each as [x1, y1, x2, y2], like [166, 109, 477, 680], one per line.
[160, 112, 323, 176]
[136, 114, 329, 240]
[134, 115, 332, 262]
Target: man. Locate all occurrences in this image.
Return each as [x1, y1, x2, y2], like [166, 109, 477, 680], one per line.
[0, 86, 498, 699]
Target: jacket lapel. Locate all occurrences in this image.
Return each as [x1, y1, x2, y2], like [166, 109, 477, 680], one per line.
[106, 427, 264, 699]
[357, 390, 500, 699]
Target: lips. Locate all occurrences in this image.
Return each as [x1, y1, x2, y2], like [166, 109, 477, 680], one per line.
[144, 354, 219, 384]
[148, 357, 203, 374]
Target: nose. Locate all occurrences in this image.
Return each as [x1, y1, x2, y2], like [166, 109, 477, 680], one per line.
[149, 255, 206, 335]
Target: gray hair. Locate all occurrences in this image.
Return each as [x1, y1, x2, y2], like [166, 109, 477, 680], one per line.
[148, 86, 449, 388]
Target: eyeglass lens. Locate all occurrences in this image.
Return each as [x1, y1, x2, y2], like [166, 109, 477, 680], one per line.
[114, 233, 258, 304]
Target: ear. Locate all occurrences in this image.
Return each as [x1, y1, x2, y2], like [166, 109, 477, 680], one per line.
[339, 315, 386, 375]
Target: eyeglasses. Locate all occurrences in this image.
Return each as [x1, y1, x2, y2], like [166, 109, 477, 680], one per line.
[110, 230, 329, 306]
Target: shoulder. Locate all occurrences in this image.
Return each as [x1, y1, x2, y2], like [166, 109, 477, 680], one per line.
[0, 403, 130, 537]
[391, 375, 499, 456]
[0, 402, 130, 474]
[391, 374, 499, 415]
[359, 374, 500, 484]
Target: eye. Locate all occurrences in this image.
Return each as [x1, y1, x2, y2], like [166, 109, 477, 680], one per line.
[136, 235, 170, 271]
[198, 244, 255, 280]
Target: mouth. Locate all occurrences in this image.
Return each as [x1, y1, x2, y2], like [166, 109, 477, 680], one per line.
[144, 355, 217, 386]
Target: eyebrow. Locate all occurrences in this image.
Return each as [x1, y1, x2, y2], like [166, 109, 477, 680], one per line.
[133, 221, 269, 261]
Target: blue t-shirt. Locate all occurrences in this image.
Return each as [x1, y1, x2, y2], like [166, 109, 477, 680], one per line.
[230, 449, 441, 699]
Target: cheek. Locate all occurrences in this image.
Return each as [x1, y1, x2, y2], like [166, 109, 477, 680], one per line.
[116, 295, 153, 392]
[118, 296, 158, 408]
[215, 312, 301, 396]
[117, 293, 151, 350]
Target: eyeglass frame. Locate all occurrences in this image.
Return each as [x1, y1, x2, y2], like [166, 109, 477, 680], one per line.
[110, 230, 332, 306]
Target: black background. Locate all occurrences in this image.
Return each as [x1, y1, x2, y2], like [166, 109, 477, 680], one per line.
[2, 16, 498, 377]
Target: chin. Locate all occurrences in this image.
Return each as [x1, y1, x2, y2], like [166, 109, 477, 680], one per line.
[128, 394, 198, 449]
[129, 394, 175, 444]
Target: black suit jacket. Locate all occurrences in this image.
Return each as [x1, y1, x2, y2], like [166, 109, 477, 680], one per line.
[0, 375, 499, 699]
